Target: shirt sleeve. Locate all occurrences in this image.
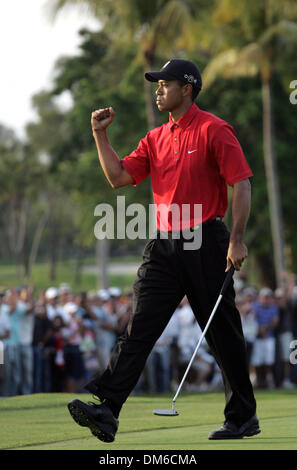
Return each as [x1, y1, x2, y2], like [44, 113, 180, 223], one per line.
[120, 134, 151, 186]
[210, 122, 253, 186]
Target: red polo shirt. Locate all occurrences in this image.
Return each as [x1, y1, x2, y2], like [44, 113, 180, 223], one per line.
[121, 103, 253, 231]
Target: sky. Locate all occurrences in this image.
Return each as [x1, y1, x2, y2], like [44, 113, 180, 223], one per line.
[0, 0, 100, 139]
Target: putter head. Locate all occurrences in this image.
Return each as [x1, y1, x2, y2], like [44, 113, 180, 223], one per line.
[153, 409, 179, 416]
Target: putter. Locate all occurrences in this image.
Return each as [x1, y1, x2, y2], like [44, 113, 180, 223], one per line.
[154, 264, 235, 416]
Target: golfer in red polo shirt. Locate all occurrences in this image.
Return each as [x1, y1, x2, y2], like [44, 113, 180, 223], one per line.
[68, 59, 260, 442]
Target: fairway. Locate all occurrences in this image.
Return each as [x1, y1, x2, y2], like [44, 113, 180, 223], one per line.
[0, 390, 297, 450]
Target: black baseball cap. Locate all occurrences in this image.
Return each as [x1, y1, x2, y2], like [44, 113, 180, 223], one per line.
[145, 59, 202, 90]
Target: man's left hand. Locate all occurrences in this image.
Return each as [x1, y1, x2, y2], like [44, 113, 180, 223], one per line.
[226, 241, 248, 271]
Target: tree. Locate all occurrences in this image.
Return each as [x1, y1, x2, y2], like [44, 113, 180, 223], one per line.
[200, 0, 297, 287]
[26, 92, 82, 282]
[50, 29, 149, 287]
[26, 29, 155, 287]
[0, 125, 47, 282]
[47, 0, 212, 286]
[48, 0, 208, 130]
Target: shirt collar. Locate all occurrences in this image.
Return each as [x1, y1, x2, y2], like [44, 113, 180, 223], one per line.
[169, 103, 199, 131]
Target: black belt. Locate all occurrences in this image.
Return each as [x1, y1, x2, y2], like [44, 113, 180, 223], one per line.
[190, 216, 221, 231]
[157, 217, 222, 237]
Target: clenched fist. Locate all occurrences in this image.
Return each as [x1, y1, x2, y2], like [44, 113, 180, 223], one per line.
[91, 107, 115, 131]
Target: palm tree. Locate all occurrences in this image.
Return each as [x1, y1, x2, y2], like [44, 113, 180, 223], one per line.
[47, 0, 202, 130]
[201, 0, 297, 287]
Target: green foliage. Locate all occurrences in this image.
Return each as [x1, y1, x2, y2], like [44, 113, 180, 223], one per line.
[199, 65, 297, 275]
[1, 1, 296, 287]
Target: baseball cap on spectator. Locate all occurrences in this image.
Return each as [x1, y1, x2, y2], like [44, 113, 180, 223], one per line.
[275, 287, 285, 298]
[145, 59, 202, 91]
[63, 301, 78, 315]
[59, 283, 72, 294]
[45, 287, 59, 299]
[234, 277, 245, 292]
[87, 290, 98, 301]
[109, 287, 122, 297]
[243, 286, 258, 297]
[259, 287, 273, 297]
[97, 289, 110, 301]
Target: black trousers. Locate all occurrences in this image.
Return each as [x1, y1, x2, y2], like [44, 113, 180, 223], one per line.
[86, 220, 256, 426]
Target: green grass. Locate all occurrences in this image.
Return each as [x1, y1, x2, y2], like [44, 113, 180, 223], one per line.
[0, 390, 296, 450]
[108, 274, 137, 292]
[0, 261, 137, 293]
[0, 261, 96, 293]
[83, 254, 142, 265]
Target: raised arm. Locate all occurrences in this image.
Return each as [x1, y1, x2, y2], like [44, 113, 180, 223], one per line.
[226, 178, 251, 271]
[91, 107, 135, 188]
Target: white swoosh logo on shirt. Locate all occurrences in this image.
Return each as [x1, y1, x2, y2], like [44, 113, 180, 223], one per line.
[188, 149, 197, 154]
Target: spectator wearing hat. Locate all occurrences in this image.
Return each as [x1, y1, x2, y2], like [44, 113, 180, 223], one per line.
[79, 319, 100, 383]
[108, 287, 124, 331]
[45, 287, 68, 323]
[90, 290, 118, 372]
[48, 315, 66, 392]
[233, 270, 248, 293]
[108, 287, 122, 299]
[58, 284, 77, 323]
[177, 297, 217, 392]
[59, 283, 72, 302]
[251, 288, 279, 388]
[62, 302, 85, 393]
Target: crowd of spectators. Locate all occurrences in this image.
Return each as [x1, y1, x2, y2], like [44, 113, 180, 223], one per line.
[0, 284, 132, 397]
[236, 271, 297, 390]
[0, 271, 297, 397]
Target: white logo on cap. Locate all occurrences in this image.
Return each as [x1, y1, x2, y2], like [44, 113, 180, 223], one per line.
[184, 74, 197, 85]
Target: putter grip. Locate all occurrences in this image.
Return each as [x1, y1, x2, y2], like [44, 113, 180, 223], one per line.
[220, 264, 235, 296]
